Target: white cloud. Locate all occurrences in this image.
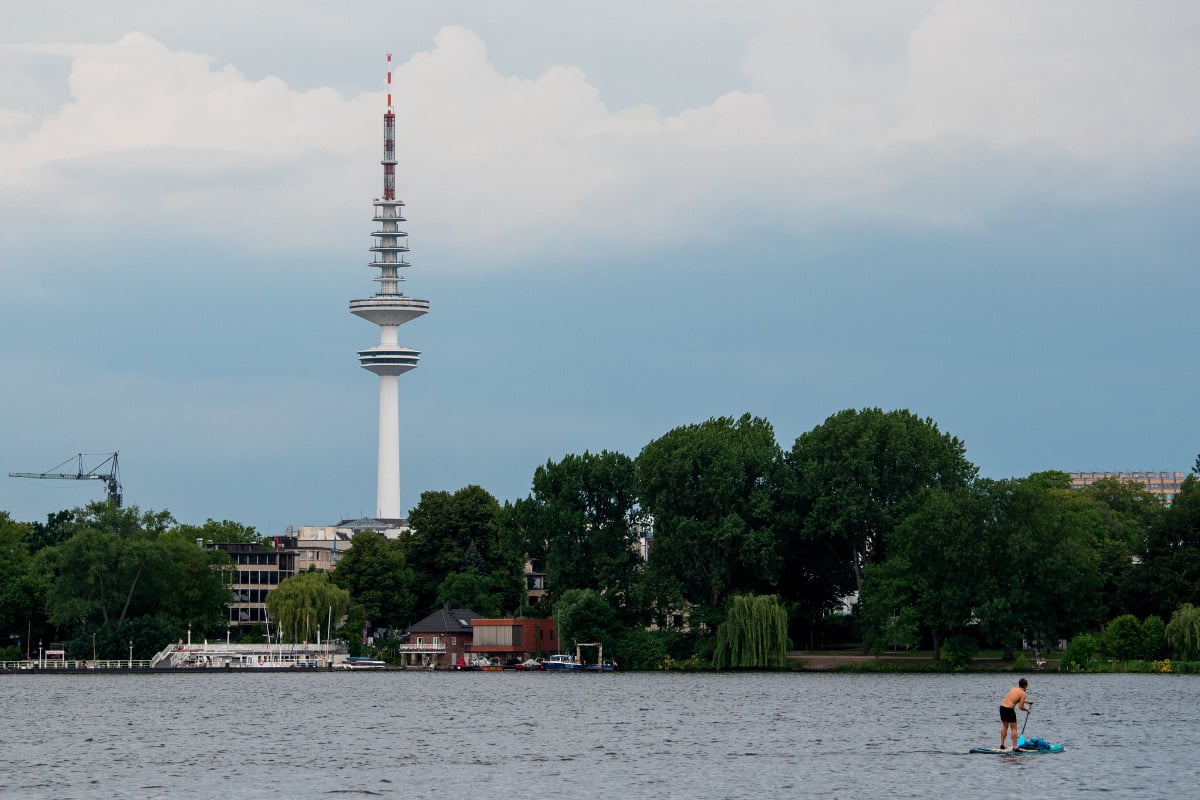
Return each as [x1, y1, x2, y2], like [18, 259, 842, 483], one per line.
[1, 6, 1197, 277]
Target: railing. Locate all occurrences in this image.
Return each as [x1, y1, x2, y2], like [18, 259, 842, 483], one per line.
[396, 643, 446, 653]
[0, 659, 151, 670]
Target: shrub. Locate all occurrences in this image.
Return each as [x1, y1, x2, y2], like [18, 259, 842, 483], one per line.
[942, 634, 979, 669]
[1141, 616, 1166, 660]
[1060, 633, 1097, 672]
[1104, 615, 1143, 663]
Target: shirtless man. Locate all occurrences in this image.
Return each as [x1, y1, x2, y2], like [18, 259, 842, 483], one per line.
[999, 678, 1033, 750]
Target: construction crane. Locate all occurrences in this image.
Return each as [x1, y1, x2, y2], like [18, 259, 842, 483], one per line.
[9, 452, 123, 507]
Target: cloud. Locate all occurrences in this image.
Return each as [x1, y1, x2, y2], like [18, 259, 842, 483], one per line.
[2, 7, 1197, 277]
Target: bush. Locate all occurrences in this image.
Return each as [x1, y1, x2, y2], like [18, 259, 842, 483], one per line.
[1104, 615, 1143, 663]
[942, 634, 979, 669]
[1060, 633, 1097, 672]
[1141, 616, 1166, 660]
[611, 629, 668, 671]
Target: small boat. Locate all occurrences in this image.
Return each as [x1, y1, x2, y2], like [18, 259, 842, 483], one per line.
[541, 654, 582, 671]
[338, 656, 386, 670]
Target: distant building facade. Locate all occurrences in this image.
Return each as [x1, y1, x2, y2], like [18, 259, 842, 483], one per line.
[471, 617, 560, 664]
[1068, 471, 1187, 506]
[204, 539, 297, 630]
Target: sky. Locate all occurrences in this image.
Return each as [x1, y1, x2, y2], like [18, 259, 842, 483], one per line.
[2, 1, 1198, 536]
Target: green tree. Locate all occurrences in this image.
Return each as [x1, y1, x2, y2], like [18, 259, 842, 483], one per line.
[1141, 615, 1166, 660]
[0, 512, 45, 655]
[857, 557, 922, 654]
[36, 503, 231, 637]
[1104, 614, 1144, 664]
[266, 571, 350, 644]
[1165, 604, 1200, 661]
[859, 485, 992, 660]
[39, 506, 171, 627]
[712, 594, 788, 669]
[154, 531, 235, 635]
[173, 519, 263, 546]
[977, 473, 1103, 658]
[636, 414, 782, 615]
[1080, 478, 1166, 552]
[406, 485, 522, 616]
[1122, 476, 1200, 620]
[554, 588, 621, 651]
[436, 571, 501, 618]
[512, 451, 642, 616]
[784, 408, 977, 599]
[330, 531, 417, 630]
[1060, 633, 1097, 671]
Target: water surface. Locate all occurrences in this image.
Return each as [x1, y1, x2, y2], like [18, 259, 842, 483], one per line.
[1, 671, 1195, 799]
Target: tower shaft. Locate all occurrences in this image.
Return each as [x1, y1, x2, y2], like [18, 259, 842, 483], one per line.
[350, 54, 429, 521]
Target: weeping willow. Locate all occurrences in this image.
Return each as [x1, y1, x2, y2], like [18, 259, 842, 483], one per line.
[1166, 604, 1200, 661]
[266, 571, 350, 644]
[713, 594, 789, 669]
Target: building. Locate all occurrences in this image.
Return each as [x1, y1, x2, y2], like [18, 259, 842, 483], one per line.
[403, 604, 476, 668]
[284, 525, 354, 572]
[471, 617, 561, 665]
[349, 54, 429, 523]
[282, 516, 411, 574]
[1068, 471, 1187, 505]
[203, 539, 297, 630]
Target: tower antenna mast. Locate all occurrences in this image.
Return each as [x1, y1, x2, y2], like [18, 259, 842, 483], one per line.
[348, 55, 430, 521]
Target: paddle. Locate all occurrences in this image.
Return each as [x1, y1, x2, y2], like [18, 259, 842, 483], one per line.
[1021, 707, 1031, 736]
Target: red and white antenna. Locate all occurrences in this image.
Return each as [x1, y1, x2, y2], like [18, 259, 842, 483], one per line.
[383, 53, 396, 200]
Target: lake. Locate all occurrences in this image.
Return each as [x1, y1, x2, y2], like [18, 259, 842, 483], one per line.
[1, 671, 1196, 799]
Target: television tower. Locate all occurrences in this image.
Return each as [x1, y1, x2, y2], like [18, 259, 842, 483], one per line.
[349, 54, 429, 521]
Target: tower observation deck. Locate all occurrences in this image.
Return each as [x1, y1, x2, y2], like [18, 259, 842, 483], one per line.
[350, 54, 429, 521]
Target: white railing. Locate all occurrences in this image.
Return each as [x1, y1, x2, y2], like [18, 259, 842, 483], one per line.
[0, 659, 151, 670]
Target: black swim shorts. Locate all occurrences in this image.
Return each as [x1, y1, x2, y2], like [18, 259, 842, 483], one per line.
[1000, 705, 1017, 723]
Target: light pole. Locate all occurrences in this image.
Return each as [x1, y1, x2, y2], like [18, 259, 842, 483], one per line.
[38, 639, 43, 669]
[128, 639, 133, 669]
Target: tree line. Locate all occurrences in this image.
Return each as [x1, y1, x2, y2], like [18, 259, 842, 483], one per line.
[2, 408, 1198, 669]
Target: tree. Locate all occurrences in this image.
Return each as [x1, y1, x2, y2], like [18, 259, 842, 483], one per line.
[437, 571, 501, 618]
[1104, 614, 1144, 664]
[857, 557, 922, 655]
[406, 485, 522, 616]
[1141, 615, 1166, 660]
[784, 408, 977, 600]
[1060, 633, 1097, 671]
[1166, 604, 1200, 661]
[859, 485, 992, 660]
[330, 531, 417, 630]
[266, 571, 350, 644]
[173, 519, 263, 546]
[554, 589, 621, 651]
[35, 503, 233, 638]
[511, 450, 642, 615]
[1121, 475, 1200, 620]
[637, 414, 782, 613]
[976, 473, 1103, 657]
[712, 594, 788, 669]
[0, 512, 44, 656]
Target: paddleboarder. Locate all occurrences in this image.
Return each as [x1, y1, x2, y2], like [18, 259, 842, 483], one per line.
[999, 678, 1033, 750]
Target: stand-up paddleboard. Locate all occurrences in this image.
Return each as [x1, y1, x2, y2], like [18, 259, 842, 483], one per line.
[969, 744, 1064, 754]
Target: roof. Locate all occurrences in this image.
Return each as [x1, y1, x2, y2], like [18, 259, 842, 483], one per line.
[408, 606, 478, 634]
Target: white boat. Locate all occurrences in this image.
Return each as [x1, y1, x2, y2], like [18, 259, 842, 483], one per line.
[338, 656, 386, 670]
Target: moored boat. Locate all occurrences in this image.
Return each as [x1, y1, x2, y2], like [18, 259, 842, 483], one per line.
[541, 654, 582, 671]
[338, 656, 386, 670]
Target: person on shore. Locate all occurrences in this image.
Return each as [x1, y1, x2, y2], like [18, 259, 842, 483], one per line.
[999, 678, 1032, 750]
